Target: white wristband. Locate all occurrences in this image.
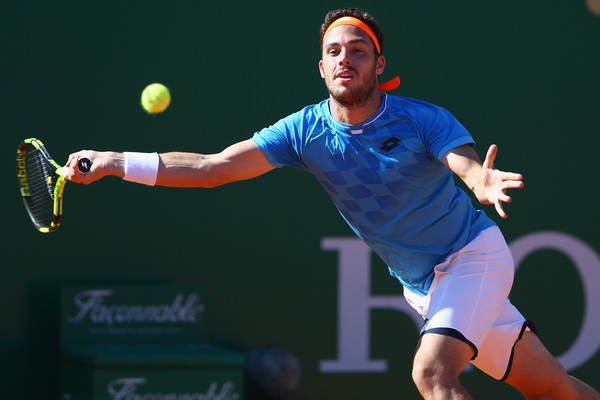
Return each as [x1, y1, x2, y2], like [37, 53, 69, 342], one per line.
[123, 152, 159, 186]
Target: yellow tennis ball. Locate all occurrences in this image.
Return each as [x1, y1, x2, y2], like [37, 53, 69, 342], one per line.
[141, 83, 171, 113]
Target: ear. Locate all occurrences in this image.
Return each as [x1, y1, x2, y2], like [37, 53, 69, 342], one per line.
[376, 55, 386, 76]
[319, 59, 325, 78]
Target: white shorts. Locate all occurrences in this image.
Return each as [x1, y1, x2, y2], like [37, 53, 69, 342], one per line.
[403, 225, 536, 380]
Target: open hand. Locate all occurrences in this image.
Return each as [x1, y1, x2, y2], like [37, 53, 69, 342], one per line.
[477, 144, 524, 218]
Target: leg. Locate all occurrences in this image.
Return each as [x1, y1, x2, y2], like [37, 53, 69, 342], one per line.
[412, 332, 475, 400]
[404, 226, 515, 398]
[505, 332, 600, 400]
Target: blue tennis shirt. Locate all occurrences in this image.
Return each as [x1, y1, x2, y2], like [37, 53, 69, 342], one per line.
[252, 94, 495, 294]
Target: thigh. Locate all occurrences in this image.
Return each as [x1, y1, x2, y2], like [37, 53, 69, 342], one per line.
[406, 226, 515, 353]
[414, 332, 475, 377]
[471, 300, 533, 380]
[504, 332, 574, 397]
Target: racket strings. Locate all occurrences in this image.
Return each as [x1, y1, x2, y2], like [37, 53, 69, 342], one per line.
[23, 148, 57, 227]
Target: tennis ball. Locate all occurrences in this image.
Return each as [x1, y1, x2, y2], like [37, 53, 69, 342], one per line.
[141, 83, 171, 113]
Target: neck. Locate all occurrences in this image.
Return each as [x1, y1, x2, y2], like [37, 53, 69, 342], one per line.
[329, 91, 383, 125]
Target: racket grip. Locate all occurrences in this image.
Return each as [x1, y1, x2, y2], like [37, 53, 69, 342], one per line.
[78, 158, 91, 173]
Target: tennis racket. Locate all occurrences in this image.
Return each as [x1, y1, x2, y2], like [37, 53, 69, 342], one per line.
[17, 138, 91, 233]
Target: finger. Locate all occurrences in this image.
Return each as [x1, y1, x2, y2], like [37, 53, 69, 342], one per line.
[502, 181, 524, 190]
[66, 156, 88, 183]
[67, 153, 80, 167]
[495, 201, 508, 219]
[497, 193, 512, 203]
[499, 171, 523, 181]
[482, 144, 498, 169]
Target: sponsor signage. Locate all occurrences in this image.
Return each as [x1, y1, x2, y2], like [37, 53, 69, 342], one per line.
[59, 286, 244, 400]
[60, 368, 243, 400]
[60, 286, 209, 347]
[106, 378, 240, 400]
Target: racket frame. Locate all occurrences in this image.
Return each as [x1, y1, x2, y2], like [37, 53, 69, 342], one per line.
[17, 138, 68, 233]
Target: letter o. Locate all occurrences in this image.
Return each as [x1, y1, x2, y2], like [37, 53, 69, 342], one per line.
[509, 231, 600, 371]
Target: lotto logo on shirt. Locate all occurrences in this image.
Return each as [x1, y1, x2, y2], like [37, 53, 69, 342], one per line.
[379, 137, 401, 152]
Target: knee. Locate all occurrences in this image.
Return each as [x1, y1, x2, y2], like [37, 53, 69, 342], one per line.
[411, 363, 434, 393]
[412, 361, 457, 394]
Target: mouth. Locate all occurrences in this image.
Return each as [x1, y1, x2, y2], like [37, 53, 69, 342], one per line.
[335, 69, 356, 82]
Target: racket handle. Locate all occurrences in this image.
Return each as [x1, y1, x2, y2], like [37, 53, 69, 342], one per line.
[78, 158, 91, 173]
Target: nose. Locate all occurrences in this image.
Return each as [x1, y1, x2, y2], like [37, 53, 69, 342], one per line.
[338, 48, 351, 66]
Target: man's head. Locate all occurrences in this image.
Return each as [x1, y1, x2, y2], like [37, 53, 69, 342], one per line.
[320, 8, 385, 56]
[319, 8, 386, 108]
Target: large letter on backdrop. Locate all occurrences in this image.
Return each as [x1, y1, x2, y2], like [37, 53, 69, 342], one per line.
[319, 237, 422, 373]
[509, 231, 600, 371]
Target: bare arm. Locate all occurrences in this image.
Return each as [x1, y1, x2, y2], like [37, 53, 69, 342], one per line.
[65, 139, 275, 188]
[442, 143, 524, 218]
[157, 140, 275, 187]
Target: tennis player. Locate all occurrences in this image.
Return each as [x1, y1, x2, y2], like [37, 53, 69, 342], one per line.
[65, 8, 600, 400]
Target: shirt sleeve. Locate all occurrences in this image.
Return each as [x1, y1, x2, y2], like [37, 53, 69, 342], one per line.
[416, 104, 475, 161]
[251, 109, 310, 170]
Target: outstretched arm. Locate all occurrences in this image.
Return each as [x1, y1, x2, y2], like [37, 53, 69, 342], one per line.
[64, 139, 275, 188]
[442, 144, 524, 218]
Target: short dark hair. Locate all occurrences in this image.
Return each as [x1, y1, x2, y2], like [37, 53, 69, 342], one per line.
[320, 8, 385, 55]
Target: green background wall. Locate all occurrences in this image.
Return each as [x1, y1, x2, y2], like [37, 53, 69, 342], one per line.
[3, 1, 600, 398]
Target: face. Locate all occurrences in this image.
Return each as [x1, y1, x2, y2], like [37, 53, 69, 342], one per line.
[319, 24, 385, 107]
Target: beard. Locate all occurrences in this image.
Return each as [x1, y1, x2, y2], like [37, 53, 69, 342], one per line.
[324, 66, 380, 107]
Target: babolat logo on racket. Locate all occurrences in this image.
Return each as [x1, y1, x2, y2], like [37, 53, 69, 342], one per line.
[16, 149, 30, 196]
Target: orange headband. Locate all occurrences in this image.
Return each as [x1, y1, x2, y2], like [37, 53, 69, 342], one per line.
[324, 16, 381, 54]
[323, 16, 400, 92]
